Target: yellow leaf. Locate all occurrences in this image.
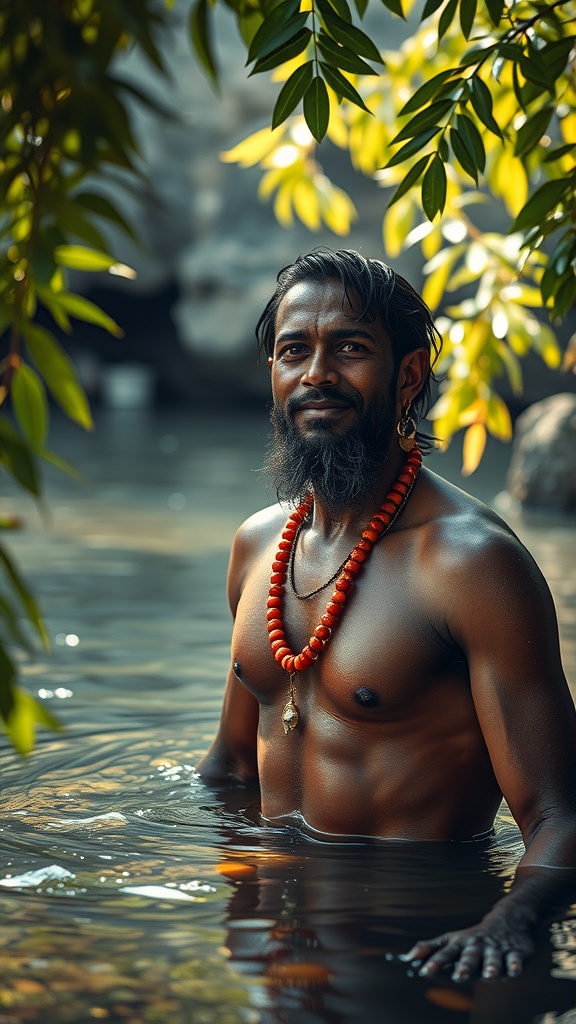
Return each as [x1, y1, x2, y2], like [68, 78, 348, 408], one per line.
[486, 392, 512, 441]
[560, 112, 576, 145]
[292, 177, 321, 230]
[462, 423, 486, 476]
[491, 147, 528, 217]
[258, 167, 289, 200]
[274, 181, 294, 227]
[421, 224, 443, 260]
[383, 194, 414, 258]
[221, 127, 284, 168]
[318, 181, 356, 235]
[327, 91, 349, 149]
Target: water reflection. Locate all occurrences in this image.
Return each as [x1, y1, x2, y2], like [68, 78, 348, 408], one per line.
[0, 410, 574, 1023]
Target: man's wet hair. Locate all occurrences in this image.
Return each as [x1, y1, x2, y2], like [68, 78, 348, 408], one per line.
[256, 248, 443, 452]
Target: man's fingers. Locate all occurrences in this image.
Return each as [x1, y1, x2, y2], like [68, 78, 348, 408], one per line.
[505, 950, 523, 978]
[481, 945, 503, 979]
[450, 938, 483, 981]
[418, 943, 464, 977]
[399, 937, 444, 962]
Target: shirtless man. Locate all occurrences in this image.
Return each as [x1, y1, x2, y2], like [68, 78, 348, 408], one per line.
[197, 248, 576, 982]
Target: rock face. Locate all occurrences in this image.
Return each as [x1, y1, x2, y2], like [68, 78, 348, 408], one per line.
[507, 393, 576, 510]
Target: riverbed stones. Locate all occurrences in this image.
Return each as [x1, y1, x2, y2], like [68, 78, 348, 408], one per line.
[507, 393, 576, 509]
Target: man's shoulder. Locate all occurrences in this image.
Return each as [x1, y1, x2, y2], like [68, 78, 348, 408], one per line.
[415, 467, 540, 589]
[232, 502, 287, 558]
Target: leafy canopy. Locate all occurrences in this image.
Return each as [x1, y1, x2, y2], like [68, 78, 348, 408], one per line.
[193, 0, 575, 473]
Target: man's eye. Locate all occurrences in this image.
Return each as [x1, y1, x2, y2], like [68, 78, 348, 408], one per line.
[340, 342, 366, 353]
[279, 344, 306, 358]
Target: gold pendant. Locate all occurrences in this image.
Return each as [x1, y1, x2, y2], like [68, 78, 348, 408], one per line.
[282, 696, 299, 734]
[282, 672, 300, 733]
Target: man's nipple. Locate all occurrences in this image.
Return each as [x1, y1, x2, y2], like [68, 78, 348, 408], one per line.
[353, 687, 381, 708]
[233, 660, 242, 680]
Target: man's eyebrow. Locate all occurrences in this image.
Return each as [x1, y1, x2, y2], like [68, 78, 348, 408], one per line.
[274, 326, 377, 345]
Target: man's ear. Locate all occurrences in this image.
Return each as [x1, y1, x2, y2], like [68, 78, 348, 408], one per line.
[396, 348, 430, 409]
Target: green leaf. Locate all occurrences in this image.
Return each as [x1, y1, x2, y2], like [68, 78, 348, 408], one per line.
[421, 154, 447, 220]
[468, 76, 502, 137]
[0, 643, 15, 723]
[540, 263, 561, 304]
[538, 36, 575, 84]
[251, 29, 312, 74]
[385, 126, 442, 167]
[303, 75, 330, 142]
[352, 0, 369, 16]
[552, 274, 576, 320]
[317, 2, 384, 64]
[317, 31, 378, 74]
[421, 0, 445, 19]
[0, 418, 41, 496]
[319, 62, 372, 112]
[518, 49, 551, 90]
[11, 363, 48, 447]
[484, 0, 504, 25]
[387, 154, 431, 207]
[54, 293, 124, 339]
[398, 68, 459, 116]
[53, 202, 108, 251]
[510, 179, 567, 233]
[391, 98, 453, 144]
[21, 323, 94, 431]
[248, 10, 309, 64]
[0, 595, 33, 655]
[438, 0, 458, 41]
[54, 245, 116, 273]
[543, 143, 576, 164]
[73, 192, 140, 244]
[378, 0, 404, 18]
[514, 106, 553, 158]
[455, 113, 485, 172]
[2, 688, 61, 757]
[449, 126, 478, 182]
[457, 42, 497, 69]
[37, 448, 87, 485]
[190, 0, 219, 84]
[0, 543, 48, 649]
[272, 61, 315, 128]
[324, 0, 353, 22]
[459, 0, 477, 40]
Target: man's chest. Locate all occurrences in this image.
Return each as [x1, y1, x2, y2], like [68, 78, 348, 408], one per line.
[232, 544, 462, 722]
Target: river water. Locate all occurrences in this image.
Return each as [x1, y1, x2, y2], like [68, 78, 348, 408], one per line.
[2, 409, 575, 1024]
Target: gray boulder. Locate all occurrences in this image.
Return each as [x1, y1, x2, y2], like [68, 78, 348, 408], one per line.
[507, 393, 576, 510]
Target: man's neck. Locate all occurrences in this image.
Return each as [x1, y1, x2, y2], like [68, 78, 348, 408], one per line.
[308, 448, 408, 540]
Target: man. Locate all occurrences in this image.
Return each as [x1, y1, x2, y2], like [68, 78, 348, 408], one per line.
[197, 248, 576, 982]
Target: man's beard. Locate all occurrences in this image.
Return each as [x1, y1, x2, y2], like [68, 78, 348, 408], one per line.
[263, 386, 396, 515]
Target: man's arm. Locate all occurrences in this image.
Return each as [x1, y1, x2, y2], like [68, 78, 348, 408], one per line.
[403, 520, 576, 981]
[196, 517, 262, 785]
[196, 667, 259, 783]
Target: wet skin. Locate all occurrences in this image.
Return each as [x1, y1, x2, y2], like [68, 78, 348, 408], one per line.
[197, 279, 576, 982]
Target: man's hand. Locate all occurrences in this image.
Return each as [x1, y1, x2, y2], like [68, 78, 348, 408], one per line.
[400, 910, 536, 981]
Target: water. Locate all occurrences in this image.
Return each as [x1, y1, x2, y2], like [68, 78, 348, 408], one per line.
[2, 409, 575, 1024]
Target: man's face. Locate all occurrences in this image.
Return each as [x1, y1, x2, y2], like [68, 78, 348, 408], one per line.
[270, 278, 396, 436]
[264, 278, 399, 511]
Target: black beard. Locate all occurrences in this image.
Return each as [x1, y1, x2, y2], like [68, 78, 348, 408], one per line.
[263, 388, 396, 515]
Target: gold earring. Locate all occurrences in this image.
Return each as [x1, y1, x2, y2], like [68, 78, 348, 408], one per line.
[267, 356, 273, 367]
[397, 400, 417, 451]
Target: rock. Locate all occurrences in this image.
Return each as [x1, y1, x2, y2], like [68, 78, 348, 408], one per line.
[507, 393, 576, 510]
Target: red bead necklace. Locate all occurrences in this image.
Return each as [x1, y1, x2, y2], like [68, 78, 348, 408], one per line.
[267, 445, 422, 733]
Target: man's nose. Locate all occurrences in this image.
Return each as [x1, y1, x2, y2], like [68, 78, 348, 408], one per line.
[301, 351, 340, 388]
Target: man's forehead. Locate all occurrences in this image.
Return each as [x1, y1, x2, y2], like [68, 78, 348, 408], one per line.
[275, 278, 383, 335]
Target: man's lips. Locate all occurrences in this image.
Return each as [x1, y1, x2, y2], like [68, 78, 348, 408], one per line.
[296, 400, 351, 411]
